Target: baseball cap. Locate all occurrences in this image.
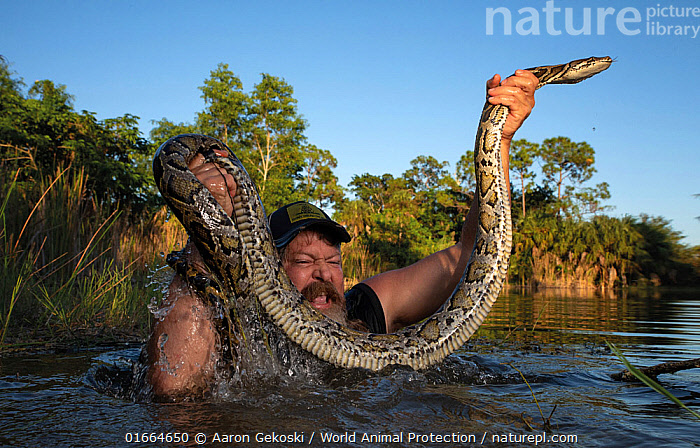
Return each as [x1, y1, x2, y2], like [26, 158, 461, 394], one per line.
[269, 201, 351, 248]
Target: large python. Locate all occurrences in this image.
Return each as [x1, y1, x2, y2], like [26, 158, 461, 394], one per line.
[153, 56, 612, 371]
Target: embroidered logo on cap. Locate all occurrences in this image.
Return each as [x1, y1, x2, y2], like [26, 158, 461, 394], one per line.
[287, 202, 326, 223]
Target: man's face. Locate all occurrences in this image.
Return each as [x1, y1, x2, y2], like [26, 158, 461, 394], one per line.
[282, 230, 346, 324]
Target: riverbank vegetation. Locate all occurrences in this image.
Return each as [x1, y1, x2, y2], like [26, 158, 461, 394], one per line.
[1, 57, 698, 346]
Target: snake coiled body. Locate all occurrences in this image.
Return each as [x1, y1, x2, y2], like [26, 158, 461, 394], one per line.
[154, 56, 611, 371]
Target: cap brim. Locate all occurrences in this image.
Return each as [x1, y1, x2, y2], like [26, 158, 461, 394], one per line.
[274, 219, 351, 248]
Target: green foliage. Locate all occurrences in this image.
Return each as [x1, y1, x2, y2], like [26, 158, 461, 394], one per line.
[404, 155, 450, 192]
[196, 62, 247, 145]
[152, 64, 339, 212]
[239, 73, 307, 210]
[0, 164, 187, 344]
[338, 134, 698, 287]
[510, 139, 539, 217]
[77, 113, 155, 210]
[631, 214, 698, 285]
[511, 184, 557, 222]
[0, 58, 156, 212]
[510, 209, 698, 288]
[149, 118, 197, 148]
[455, 150, 476, 194]
[572, 181, 611, 216]
[337, 155, 463, 274]
[539, 136, 598, 216]
[297, 144, 344, 208]
[1, 55, 698, 347]
[0, 169, 126, 338]
[502, 136, 696, 288]
[348, 173, 394, 213]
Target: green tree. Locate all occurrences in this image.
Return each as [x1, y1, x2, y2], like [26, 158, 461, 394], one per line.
[0, 57, 31, 171]
[335, 199, 373, 239]
[511, 184, 557, 222]
[572, 181, 612, 216]
[147, 65, 341, 213]
[18, 80, 77, 172]
[297, 144, 343, 209]
[0, 58, 154, 209]
[149, 118, 197, 148]
[370, 175, 428, 267]
[632, 214, 696, 285]
[345, 157, 463, 271]
[349, 173, 394, 213]
[403, 155, 461, 239]
[79, 113, 154, 208]
[510, 139, 539, 217]
[0, 56, 23, 110]
[196, 63, 247, 146]
[539, 136, 596, 215]
[403, 155, 450, 192]
[455, 150, 476, 195]
[237, 73, 307, 210]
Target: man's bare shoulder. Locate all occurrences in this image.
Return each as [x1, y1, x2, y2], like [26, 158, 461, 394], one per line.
[146, 274, 219, 400]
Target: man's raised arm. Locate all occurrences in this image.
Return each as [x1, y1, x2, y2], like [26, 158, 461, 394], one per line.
[364, 69, 538, 333]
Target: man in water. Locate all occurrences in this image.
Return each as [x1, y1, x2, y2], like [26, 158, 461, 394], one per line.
[146, 69, 537, 398]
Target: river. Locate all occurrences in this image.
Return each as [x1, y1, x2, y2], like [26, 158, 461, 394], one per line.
[1, 288, 698, 447]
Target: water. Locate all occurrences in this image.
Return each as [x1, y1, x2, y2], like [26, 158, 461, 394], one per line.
[1, 289, 699, 447]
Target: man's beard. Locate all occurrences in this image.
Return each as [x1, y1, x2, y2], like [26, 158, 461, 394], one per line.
[301, 281, 347, 326]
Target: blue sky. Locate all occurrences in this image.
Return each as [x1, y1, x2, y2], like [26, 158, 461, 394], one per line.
[3, 0, 699, 245]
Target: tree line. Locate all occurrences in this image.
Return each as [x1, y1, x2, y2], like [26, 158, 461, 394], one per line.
[1, 57, 698, 303]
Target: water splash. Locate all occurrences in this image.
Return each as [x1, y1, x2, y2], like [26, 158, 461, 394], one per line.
[146, 265, 176, 321]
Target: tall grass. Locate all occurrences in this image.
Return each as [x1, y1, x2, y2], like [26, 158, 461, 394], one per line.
[0, 166, 187, 347]
[341, 239, 382, 290]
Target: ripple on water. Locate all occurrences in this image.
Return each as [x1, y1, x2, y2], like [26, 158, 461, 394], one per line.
[2, 289, 699, 447]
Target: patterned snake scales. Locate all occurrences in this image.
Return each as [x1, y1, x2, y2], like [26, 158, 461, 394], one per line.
[154, 56, 612, 371]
